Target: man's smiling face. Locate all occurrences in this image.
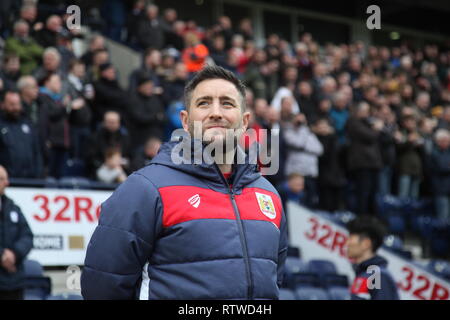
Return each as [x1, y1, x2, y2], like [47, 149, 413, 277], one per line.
[181, 78, 249, 145]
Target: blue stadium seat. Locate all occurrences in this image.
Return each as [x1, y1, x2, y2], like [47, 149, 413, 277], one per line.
[295, 287, 329, 300]
[427, 260, 450, 281]
[46, 293, 83, 300]
[382, 234, 413, 259]
[333, 211, 356, 227]
[62, 158, 86, 177]
[292, 272, 321, 289]
[58, 177, 92, 189]
[23, 260, 51, 300]
[283, 257, 309, 288]
[327, 287, 350, 300]
[387, 214, 406, 235]
[24, 260, 44, 276]
[322, 274, 349, 288]
[279, 288, 296, 300]
[308, 259, 337, 275]
[287, 246, 301, 258]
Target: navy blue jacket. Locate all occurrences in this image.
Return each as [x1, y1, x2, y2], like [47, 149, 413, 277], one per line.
[0, 195, 34, 290]
[0, 113, 43, 178]
[350, 255, 399, 300]
[81, 140, 288, 299]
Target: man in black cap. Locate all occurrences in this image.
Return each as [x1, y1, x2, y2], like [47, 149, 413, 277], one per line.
[92, 62, 129, 127]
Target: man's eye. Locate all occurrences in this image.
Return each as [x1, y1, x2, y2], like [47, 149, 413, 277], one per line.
[223, 101, 235, 107]
[198, 101, 209, 106]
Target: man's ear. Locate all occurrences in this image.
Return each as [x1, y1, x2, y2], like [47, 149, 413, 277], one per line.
[180, 109, 189, 132]
[241, 111, 250, 132]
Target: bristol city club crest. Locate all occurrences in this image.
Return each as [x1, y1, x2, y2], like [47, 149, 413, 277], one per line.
[255, 192, 276, 219]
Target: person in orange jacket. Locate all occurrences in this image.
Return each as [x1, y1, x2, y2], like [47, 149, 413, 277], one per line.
[182, 32, 209, 74]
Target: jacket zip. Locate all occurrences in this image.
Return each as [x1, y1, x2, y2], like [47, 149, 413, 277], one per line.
[214, 165, 254, 299]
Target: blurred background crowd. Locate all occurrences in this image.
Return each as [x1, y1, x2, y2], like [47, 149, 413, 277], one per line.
[1, 0, 450, 234]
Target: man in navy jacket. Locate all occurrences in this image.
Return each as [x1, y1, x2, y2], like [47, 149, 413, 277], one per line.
[0, 165, 34, 300]
[81, 65, 288, 300]
[347, 215, 399, 300]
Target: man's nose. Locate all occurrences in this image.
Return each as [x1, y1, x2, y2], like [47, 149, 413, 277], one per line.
[208, 100, 223, 120]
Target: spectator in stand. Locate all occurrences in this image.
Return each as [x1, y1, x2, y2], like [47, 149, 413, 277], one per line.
[278, 172, 308, 212]
[86, 48, 110, 83]
[136, 4, 165, 50]
[209, 34, 228, 69]
[243, 49, 267, 99]
[430, 129, 450, 223]
[284, 112, 323, 208]
[17, 75, 48, 161]
[128, 48, 162, 93]
[125, 0, 146, 49]
[161, 61, 188, 105]
[55, 29, 76, 76]
[96, 147, 127, 184]
[182, 32, 209, 75]
[0, 90, 43, 178]
[19, 3, 41, 33]
[313, 118, 346, 212]
[4, 20, 44, 76]
[166, 20, 186, 52]
[130, 137, 162, 172]
[92, 62, 128, 127]
[128, 71, 166, 151]
[64, 59, 93, 160]
[346, 102, 383, 215]
[39, 73, 88, 178]
[295, 81, 316, 123]
[81, 34, 106, 68]
[271, 66, 300, 113]
[32, 47, 65, 83]
[396, 114, 424, 199]
[0, 55, 21, 91]
[100, 0, 126, 42]
[236, 18, 254, 41]
[376, 104, 399, 196]
[34, 15, 62, 48]
[330, 91, 350, 145]
[86, 111, 131, 178]
[160, 8, 177, 42]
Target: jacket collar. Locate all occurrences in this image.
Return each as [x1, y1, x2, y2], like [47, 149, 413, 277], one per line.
[150, 138, 261, 192]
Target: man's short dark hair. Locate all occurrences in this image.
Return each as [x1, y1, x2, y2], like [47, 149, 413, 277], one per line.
[347, 215, 387, 252]
[184, 65, 247, 112]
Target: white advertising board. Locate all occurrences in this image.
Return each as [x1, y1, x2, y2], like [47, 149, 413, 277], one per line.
[287, 202, 450, 300]
[5, 187, 112, 266]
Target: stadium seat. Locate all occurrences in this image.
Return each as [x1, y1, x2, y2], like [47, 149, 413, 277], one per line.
[295, 287, 329, 300]
[383, 234, 413, 259]
[287, 246, 301, 258]
[62, 158, 86, 177]
[23, 260, 51, 300]
[292, 272, 321, 289]
[58, 177, 92, 189]
[24, 260, 44, 276]
[46, 293, 83, 300]
[279, 288, 296, 300]
[308, 259, 337, 275]
[333, 211, 356, 227]
[387, 214, 406, 235]
[322, 274, 349, 288]
[283, 257, 309, 288]
[327, 287, 350, 300]
[427, 260, 450, 281]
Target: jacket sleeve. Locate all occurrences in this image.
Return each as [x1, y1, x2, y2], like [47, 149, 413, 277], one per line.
[11, 205, 34, 264]
[81, 172, 163, 300]
[277, 207, 288, 289]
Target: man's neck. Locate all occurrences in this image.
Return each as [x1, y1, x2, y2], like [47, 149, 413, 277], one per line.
[355, 251, 375, 265]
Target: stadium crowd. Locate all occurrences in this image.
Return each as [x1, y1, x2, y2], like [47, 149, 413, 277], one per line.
[1, 1, 450, 227]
